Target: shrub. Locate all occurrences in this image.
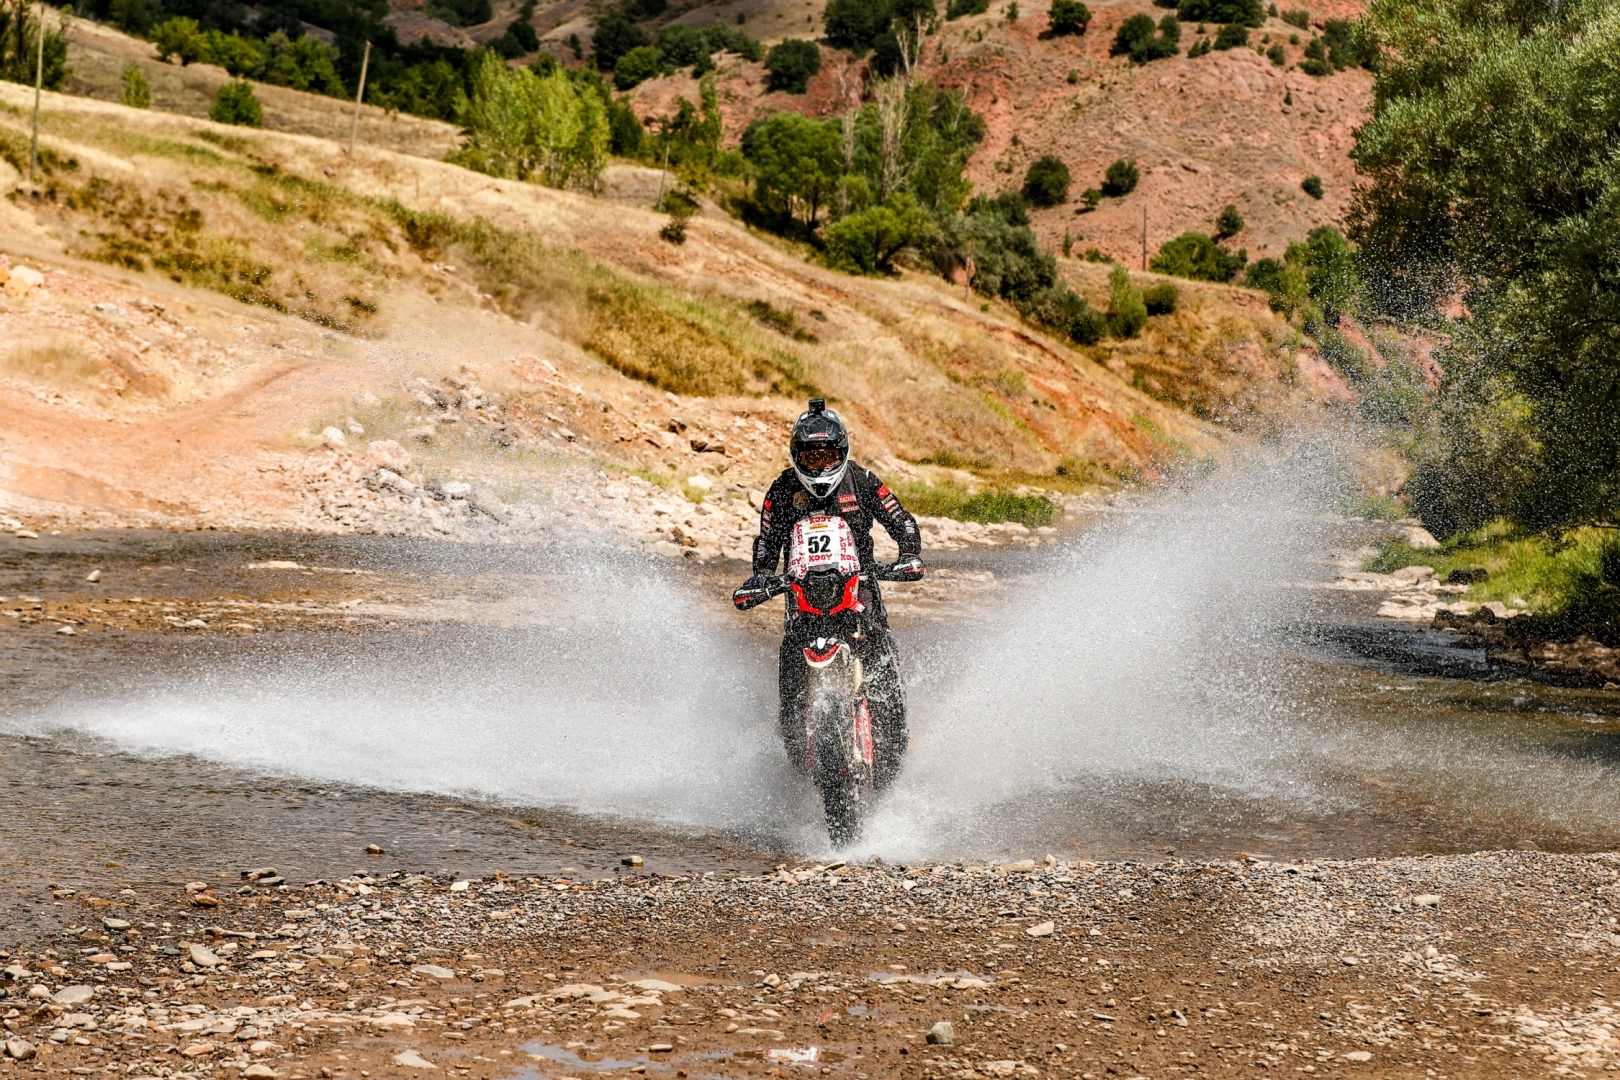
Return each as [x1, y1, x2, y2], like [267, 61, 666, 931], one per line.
[1266, 42, 1285, 64]
[896, 483, 1057, 527]
[1029, 285, 1106, 344]
[1143, 280, 1179, 314]
[1022, 155, 1071, 207]
[947, 0, 990, 17]
[941, 206, 1056, 303]
[1100, 157, 1138, 196]
[1214, 203, 1243, 238]
[1187, 36, 1210, 56]
[1149, 231, 1246, 281]
[1213, 22, 1248, 47]
[1112, 13, 1179, 62]
[613, 44, 662, 89]
[592, 14, 652, 71]
[1177, 0, 1263, 26]
[1281, 6, 1308, 27]
[120, 62, 150, 108]
[1080, 187, 1102, 210]
[764, 38, 821, 92]
[824, 0, 886, 50]
[825, 193, 933, 273]
[209, 80, 262, 127]
[1047, 0, 1091, 35]
[1107, 263, 1147, 338]
[493, 18, 539, 55]
[1301, 174, 1323, 199]
[152, 16, 206, 64]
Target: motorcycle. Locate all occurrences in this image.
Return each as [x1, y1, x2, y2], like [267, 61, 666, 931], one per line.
[733, 514, 916, 845]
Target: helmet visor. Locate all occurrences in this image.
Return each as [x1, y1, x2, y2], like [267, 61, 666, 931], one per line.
[797, 446, 844, 472]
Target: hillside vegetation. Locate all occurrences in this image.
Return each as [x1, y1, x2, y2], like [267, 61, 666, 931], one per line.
[0, 77, 1354, 528]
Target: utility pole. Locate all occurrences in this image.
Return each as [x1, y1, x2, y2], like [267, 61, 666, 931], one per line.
[29, 0, 47, 184]
[1141, 203, 1148, 271]
[348, 39, 371, 157]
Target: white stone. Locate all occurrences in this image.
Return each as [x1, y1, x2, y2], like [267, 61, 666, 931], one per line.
[411, 965, 455, 980]
[1343, 1050, 1373, 1062]
[1404, 526, 1440, 549]
[685, 474, 714, 491]
[449, 880, 471, 891]
[392, 1050, 437, 1070]
[1024, 921, 1055, 938]
[244, 1064, 277, 1079]
[189, 944, 221, 968]
[1413, 894, 1440, 907]
[321, 426, 346, 448]
[925, 1021, 954, 1045]
[52, 986, 95, 1005]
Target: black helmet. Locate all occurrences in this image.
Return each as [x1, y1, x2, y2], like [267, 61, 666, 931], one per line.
[790, 398, 849, 499]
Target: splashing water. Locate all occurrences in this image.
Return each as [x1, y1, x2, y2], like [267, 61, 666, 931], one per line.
[10, 448, 1360, 859]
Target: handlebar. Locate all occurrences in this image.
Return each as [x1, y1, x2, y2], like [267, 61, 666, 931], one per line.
[732, 562, 921, 611]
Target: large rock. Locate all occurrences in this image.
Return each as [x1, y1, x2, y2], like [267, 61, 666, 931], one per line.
[52, 986, 94, 1005]
[364, 440, 412, 472]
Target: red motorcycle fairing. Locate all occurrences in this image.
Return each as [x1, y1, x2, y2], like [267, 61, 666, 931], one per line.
[789, 574, 864, 616]
[803, 641, 845, 665]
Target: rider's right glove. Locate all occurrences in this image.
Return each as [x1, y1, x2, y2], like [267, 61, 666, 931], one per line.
[887, 554, 926, 581]
[733, 575, 778, 610]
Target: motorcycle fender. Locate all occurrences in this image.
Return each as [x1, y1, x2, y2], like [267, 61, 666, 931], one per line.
[803, 642, 847, 668]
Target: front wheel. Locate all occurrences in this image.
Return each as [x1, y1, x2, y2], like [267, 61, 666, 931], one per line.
[821, 780, 866, 847]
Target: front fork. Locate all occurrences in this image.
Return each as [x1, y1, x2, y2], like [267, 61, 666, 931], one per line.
[801, 637, 873, 779]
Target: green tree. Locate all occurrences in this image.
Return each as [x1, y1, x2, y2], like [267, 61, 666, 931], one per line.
[1022, 154, 1071, 207]
[1111, 13, 1178, 61]
[741, 112, 844, 230]
[453, 53, 610, 189]
[1214, 203, 1243, 238]
[612, 44, 661, 89]
[209, 80, 263, 126]
[764, 38, 820, 93]
[592, 13, 651, 71]
[1100, 157, 1138, 196]
[264, 33, 345, 96]
[1354, 0, 1620, 536]
[1143, 280, 1179, 314]
[1107, 263, 1147, 338]
[120, 62, 150, 108]
[1176, 0, 1263, 26]
[1149, 231, 1246, 281]
[825, 193, 933, 273]
[1047, 0, 1091, 35]
[1301, 174, 1322, 199]
[1213, 21, 1247, 47]
[151, 16, 207, 65]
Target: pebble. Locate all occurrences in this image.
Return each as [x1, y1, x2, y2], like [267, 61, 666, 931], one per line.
[412, 965, 456, 980]
[925, 1021, 954, 1045]
[243, 1064, 277, 1078]
[51, 986, 94, 1005]
[392, 1050, 437, 1069]
[1024, 920, 1055, 937]
[188, 944, 221, 968]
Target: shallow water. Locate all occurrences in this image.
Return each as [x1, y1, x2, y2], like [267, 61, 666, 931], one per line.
[5, 479, 1620, 873]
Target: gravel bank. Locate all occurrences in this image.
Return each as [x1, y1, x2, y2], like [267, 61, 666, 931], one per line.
[4, 853, 1619, 1079]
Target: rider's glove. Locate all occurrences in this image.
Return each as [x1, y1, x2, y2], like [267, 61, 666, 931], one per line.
[887, 554, 925, 581]
[733, 575, 778, 610]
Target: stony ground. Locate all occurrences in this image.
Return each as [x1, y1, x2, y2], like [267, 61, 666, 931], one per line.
[5, 853, 1620, 1080]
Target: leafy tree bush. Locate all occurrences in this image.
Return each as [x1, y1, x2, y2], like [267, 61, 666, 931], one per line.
[1143, 280, 1179, 314]
[1112, 12, 1178, 61]
[1213, 21, 1246, 47]
[1029, 286, 1106, 344]
[612, 44, 661, 89]
[1300, 34, 1330, 74]
[1149, 231, 1246, 281]
[1187, 35, 1210, 56]
[1214, 203, 1243, 238]
[1266, 41, 1285, 65]
[946, 0, 990, 17]
[1322, 18, 1376, 69]
[1176, 0, 1262, 26]
[607, 95, 644, 155]
[1100, 157, 1138, 196]
[152, 16, 206, 64]
[825, 193, 933, 273]
[1022, 154, 1071, 207]
[765, 38, 821, 93]
[120, 62, 151, 108]
[452, 52, 611, 189]
[825, 0, 935, 52]
[1280, 7, 1308, 27]
[742, 112, 844, 230]
[1107, 264, 1147, 338]
[493, 17, 539, 57]
[1046, 0, 1090, 35]
[592, 13, 651, 71]
[209, 80, 262, 126]
[1301, 174, 1322, 199]
[969, 191, 1030, 226]
[1080, 187, 1101, 210]
[943, 202, 1056, 303]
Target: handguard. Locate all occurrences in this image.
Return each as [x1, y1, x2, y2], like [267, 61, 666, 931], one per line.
[875, 554, 925, 582]
[733, 575, 786, 610]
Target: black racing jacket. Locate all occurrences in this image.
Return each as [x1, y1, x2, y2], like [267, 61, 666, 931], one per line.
[752, 463, 922, 575]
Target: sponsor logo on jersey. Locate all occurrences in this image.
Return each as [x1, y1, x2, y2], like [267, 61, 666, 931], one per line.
[793, 490, 809, 510]
[837, 492, 859, 513]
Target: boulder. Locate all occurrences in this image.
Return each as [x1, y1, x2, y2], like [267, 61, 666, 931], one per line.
[364, 440, 412, 471]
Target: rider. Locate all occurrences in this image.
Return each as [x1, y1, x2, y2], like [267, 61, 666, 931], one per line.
[734, 399, 924, 785]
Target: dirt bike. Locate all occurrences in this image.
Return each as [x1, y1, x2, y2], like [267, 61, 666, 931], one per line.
[733, 515, 916, 846]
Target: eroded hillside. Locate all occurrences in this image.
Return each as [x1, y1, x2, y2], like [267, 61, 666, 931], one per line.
[0, 80, 1344, 538]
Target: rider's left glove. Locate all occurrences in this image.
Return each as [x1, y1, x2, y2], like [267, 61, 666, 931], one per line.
[733, 575, 777, 610]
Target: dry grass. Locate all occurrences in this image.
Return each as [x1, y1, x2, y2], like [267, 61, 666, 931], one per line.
[0, 336, 170, 399]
